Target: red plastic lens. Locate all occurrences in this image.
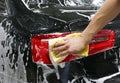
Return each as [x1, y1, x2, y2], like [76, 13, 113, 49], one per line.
[31, 32, 71, 64]
[89, 30, 116, 55]
[31, 30, 116, 64]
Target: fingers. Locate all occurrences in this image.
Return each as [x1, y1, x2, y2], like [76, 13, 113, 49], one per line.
[56, 50, 68, 57]
[52, 44, 69, 52]
[53, 39, 68, 47]
[51, 37, 69, 58]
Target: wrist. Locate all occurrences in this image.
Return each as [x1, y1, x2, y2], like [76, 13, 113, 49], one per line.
[80, 32, 94, 44]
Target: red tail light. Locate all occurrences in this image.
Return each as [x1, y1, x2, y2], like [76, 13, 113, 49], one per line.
[31, 30, 116, 64]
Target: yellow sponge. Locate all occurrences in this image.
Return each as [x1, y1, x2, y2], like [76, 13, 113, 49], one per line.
[49, 33, 89, 64]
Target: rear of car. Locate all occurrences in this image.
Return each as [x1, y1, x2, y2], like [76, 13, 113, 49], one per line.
[0, 0, 120, 83]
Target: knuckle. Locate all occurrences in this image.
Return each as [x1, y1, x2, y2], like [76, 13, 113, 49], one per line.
[65, 44, 69, 48]
[64, 45, 68, 49]
[56, 47, 61, 51]
[67, 49, 72, 54]
[60, 52, 65, 56]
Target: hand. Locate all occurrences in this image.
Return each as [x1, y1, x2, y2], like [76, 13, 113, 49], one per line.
[52, 35, 89, 58]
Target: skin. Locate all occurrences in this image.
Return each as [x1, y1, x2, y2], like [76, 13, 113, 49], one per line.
[52, 0, 120, 57]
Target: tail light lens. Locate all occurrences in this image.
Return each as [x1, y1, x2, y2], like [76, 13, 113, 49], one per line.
[89, 30, 116, 55]
[31, 30, 116, 64]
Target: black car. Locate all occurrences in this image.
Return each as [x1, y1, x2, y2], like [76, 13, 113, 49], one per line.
[0, 0, 120, 83]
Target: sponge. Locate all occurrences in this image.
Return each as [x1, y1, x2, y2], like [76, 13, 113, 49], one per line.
[49, 38, 68, 63]
[49, 33, 89, 64]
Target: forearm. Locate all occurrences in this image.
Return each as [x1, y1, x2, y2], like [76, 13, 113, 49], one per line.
[81, 0, 120, 43]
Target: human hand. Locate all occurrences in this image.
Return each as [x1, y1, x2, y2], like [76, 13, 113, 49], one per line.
[52, 34, 89, 58]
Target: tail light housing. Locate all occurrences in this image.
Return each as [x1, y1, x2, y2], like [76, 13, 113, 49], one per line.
[31, 30, 116, 64]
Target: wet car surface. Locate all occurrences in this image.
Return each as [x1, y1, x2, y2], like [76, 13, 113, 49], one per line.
[0, 0, 120, 83]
